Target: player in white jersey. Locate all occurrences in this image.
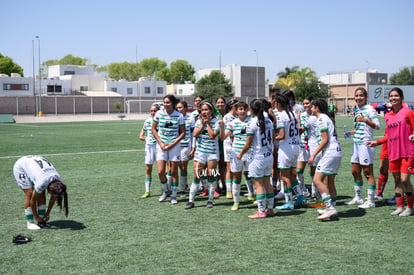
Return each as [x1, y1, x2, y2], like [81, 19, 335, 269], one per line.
[222, 99, 239, 198]
[308, 99, 342, 221]
[140, 104, 160, 199]
[176, 101, 194, 198]
[296, 96, 313, 198]
[238, 99, 275, 218]
[13, 155, 68, 230]
[222, 101, 254, 210]
[269, 92, 283, 198]
[300, 97, 323, 206]
[273, 94, 304, 210]
[345, 88, 381, 208]
[152, 95, 185, 205]
[185, 101, 224, 209]
[215, 97, 228, 197]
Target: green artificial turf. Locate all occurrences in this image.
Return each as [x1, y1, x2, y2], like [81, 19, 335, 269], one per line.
[0, 117, 412, 274]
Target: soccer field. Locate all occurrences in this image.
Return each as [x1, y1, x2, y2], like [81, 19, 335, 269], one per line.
[0, 116, 412, 274]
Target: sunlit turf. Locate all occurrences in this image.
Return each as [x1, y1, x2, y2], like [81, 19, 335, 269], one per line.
[0, 116, 412, 274]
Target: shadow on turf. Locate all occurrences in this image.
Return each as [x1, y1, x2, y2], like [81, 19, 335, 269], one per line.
[48, 220, 86, 230]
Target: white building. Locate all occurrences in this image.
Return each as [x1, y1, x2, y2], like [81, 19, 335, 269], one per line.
[48, 65, 95, 78]
[105, 77, 166, 97]
[166, 83, 195, 96]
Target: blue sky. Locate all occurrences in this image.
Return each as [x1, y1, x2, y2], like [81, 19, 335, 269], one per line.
[1, 0, 412, 81]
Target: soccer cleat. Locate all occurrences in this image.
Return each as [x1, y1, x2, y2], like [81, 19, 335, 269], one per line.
[302, 190, 311, 198]
[387, 196, 396, 205]
[27, 222, 41, 230]
[226, 191, 233, 199]
[345, 197, 364, 205]
[358, 200, 375, 209]
[141, 192, 151, 199]
[206, 201, 214, 208]
[276, 203, 294, 210]
[158, 191, 171, 202]
[274, 192, 284, 200]
[398, 207, 413, 217]
[13, 235, 32, 244]
[265, 209, 275, 217]
[317, 207, 338, 221]
[248, 211, 266, 219]
[374, 194, 384, 200]
[317, 208, 327, 215]
[214, 190, 220, 198]
[390, 207, 404, 216]
[185, 202, 194, 209]
[231, 203, 239, 211]
[294, 195, 306, 208]
[308, 201, 326, 208]
[247, 194, 255, 202]
[199, 190, 208, 197]
[170, 198, 178, 205]
[179, 192, 186, 198]
[38, 222, 50, 229]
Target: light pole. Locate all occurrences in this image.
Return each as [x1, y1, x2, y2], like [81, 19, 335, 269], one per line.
[36, 36, 41, 116]
[32, 39, 37, 116]
[254, 49, 258, 99]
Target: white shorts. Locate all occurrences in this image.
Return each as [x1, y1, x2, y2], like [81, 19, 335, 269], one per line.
[248, 157, 273, 179]
[145, 143, 157, 165]
[351, 143, 375, 166]
[194, 151, 219, 165]
[316, 155, 342, 175]
[156, 143, 181, 162]
[180, 146, 191, 162]
[230, 151, 250, 173]
[278, 146, 299, 169]
[224, 144, 232, 162]
[13, 162, 32, 190]
[297, 147, 310, 162]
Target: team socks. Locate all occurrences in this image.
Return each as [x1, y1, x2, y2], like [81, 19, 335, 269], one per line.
[367, 184, 376, 201]
[354, 181, 363, 199]
[166, 172, 172, 192]
[284, 187, 293, 203]
[145, 177, 151, 193]
[208, 178, 217, 202]
[406, 192, 414, 208]
[225, 179, 232, 194]
[266, 193, 274, 209]
[395, 193, 404, 208]
[256, 193, 266, 213]
[246, 177, 254, 196]
[321, 193, 333, 208]
[25, 207, 34, 221]
[180, 173, 187, 193]
[160, 180, 167, 192]
[232, 179, 241, 204]
[171, 182, 178, 199]
[188, 179, 200, 203]
[376, 173, 388, 195]
[292, 180, 303, 196]
[37, 204, 46, 218]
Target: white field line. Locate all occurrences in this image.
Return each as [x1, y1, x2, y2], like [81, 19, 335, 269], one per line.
[0, 149, 145, 160]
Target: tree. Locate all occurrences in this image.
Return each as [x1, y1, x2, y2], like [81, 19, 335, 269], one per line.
[169, 60, 195, 84]
[277, 65, 299, 78]
[0, 53, 24, 76]
[42, 54, 94, 77]
[105, 62, 139, 81]
[294, 78, 330, 100]
[273, 66, 327, 101]
[390, 66, 414, 85]
[138, 57, 167, 79]
[194, 70, 234, 102]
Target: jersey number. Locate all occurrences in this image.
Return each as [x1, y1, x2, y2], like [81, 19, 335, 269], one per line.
[289, 123, 299, 137]
[261, 130, 272, 147]
[34, 158, 52, 169]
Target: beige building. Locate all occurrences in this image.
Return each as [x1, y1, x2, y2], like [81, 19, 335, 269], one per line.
[320, 70, 387, 114]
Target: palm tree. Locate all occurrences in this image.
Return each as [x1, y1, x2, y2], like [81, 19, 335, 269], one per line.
[276, 65, 299, 78]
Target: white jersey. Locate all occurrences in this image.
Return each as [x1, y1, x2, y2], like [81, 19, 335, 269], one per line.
[223, 112, 236, 147]
[353, 104, 380, 144]
[302, 113, 319, 151]
[142, 118, 157, 144]
[153, 109, 184, 144]
[14, 155, 61, 194]
[316, 114, 342, 157]
[194, 117, 221, 155]
[247, 116, 274, 159]
[276, 110, 300, 149]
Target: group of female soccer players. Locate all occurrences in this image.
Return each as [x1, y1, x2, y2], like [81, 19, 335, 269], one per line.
[140, 87, 414, 220]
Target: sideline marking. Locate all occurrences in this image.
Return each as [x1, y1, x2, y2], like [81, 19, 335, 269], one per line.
[0, 149, 144, 160]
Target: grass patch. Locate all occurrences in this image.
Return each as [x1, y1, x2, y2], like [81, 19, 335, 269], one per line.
[0, 117, 412, 274]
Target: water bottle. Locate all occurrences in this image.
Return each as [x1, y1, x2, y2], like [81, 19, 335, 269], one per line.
[343, 125, 351, 140]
